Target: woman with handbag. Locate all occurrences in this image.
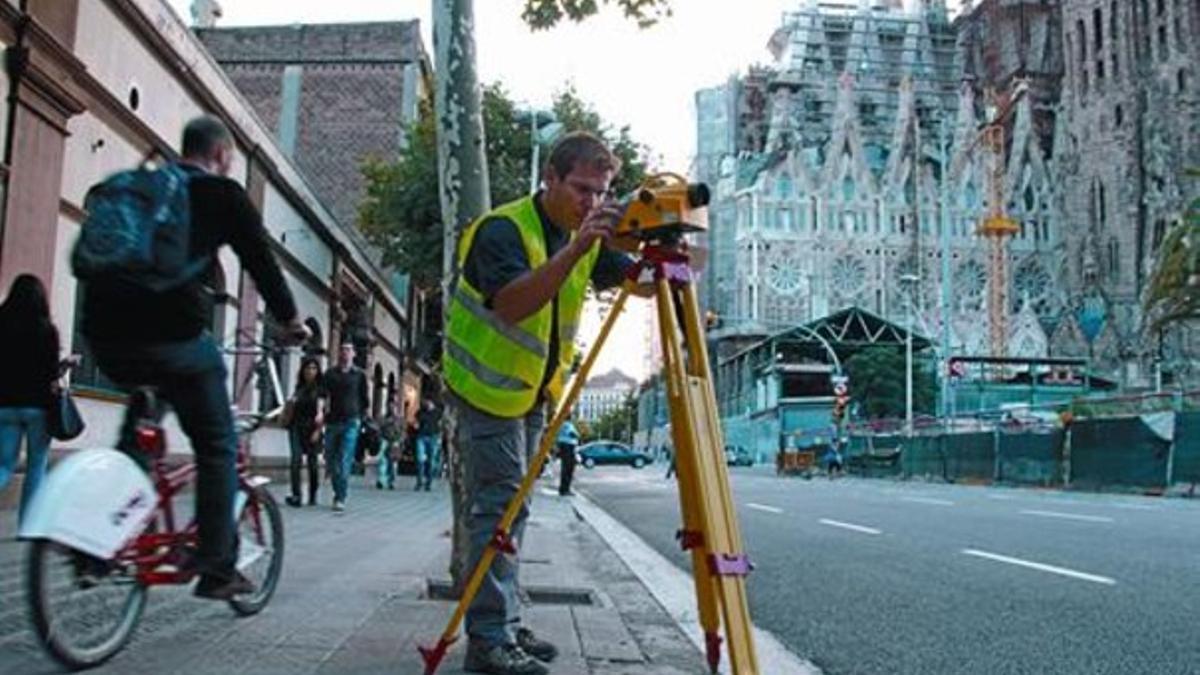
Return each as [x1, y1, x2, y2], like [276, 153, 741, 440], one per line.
[0, 274, 68, 525]
[285, 356, 325, 507]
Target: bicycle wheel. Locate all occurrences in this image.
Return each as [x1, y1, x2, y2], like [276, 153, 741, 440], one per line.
[228, 484, 284, 615]
[27, 540, 147, 670]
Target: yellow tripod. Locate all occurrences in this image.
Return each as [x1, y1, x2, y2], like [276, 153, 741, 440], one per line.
[421, 238, 759, 674]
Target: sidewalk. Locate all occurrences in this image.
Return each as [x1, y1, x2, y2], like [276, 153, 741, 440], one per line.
[0, 475, 705, 674]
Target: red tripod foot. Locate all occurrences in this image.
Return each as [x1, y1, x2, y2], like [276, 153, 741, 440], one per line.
[705, 631, 722, 673]
[419, 635, 456, 675]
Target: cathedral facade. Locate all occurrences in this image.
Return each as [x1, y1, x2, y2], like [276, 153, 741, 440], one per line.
[697, 0, 1199, 388]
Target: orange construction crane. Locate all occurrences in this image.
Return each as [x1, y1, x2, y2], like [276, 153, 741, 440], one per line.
[976, 80, 1028, 358]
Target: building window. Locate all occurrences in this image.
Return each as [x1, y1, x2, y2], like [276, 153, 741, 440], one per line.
[1139, 0, 1152, 58]
[1157, 0, 1165, 15]
[1179, 68, 1188, 93]
[1153, 219, 1166, 249]
[1111, 2, 1120, 78]
[1158, 25, 1168, 60]
[777, 175, 793, 199]
[1108, 238, 1120, 283]
[1099, 182, 1107, 227]
[1115, 104, 1124, 127]
[1076, 20, 1088, 97]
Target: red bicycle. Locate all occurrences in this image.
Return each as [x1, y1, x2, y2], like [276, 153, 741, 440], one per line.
[19, 342, 291, 670]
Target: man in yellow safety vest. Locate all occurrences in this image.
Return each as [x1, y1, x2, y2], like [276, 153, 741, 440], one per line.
[444, 132, 635, 675]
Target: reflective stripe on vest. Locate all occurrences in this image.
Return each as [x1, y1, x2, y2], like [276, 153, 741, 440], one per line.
[445, 196, 599, 418]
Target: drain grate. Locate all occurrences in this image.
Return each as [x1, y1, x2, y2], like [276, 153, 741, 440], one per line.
[423, 579, 596, 606]
[524, 585, 596, 606]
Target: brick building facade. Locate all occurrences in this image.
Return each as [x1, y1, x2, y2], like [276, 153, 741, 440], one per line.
[195, 22, 428, 231]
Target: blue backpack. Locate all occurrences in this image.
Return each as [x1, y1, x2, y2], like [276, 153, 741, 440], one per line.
[71, 163, 207, 292]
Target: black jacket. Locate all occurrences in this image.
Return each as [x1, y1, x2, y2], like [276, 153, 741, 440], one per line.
[82, 167, 297, 344]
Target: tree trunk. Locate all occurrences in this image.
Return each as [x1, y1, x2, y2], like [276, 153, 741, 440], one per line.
[433, 0, 490, 592]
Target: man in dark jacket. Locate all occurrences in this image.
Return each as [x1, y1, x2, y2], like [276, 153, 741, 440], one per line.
[322, 340, 370, 511]
[82, 115, 306, 600]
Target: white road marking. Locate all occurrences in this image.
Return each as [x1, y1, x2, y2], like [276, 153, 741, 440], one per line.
[987, 494, 1016, 501]
[819, 519, 881, 535]
[962, 549, 1116, 585]
[900, 496, 955, 506]
[746, 503, 784, 514]
[1020, 509, 1114, 523]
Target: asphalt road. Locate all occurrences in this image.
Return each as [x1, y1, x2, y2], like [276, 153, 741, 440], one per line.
[575, 463, 1200, 675]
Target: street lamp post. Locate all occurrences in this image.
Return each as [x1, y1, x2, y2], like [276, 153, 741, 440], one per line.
[936, 116, 952, 421]
[900, 273, 920, 435]
[519, 109, 564, 194]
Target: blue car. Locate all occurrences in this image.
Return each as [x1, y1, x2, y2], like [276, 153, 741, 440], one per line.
[578, 441, 654, 469]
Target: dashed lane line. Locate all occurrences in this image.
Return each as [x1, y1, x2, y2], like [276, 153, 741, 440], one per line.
[818, 519, 881, 535]
[1020, 509, 1114, 523]
[745, 503, 784, 514]
[962, 549, 1116, 585]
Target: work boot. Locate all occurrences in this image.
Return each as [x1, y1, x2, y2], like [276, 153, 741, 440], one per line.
[516, 628, 558, 663]
[463, 642, 547, 675]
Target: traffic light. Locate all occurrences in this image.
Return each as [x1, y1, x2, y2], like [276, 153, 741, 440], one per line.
[832, 391, 849, 423]
[831, 378, 849, 423]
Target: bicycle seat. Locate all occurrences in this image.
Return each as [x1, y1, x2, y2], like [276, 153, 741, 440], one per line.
[128, 387, 167, 423]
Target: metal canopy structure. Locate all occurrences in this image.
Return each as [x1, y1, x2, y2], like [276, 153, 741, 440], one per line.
[720, 306, 933, 372]
[802, 306, 932, 354]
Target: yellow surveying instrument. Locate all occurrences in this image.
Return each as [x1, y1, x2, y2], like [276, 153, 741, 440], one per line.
[420, 174, 760, 674]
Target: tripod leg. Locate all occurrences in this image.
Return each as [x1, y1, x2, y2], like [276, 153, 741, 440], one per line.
[654, 278, 724, 672]
[421, 286, 633, 675]
[655, 276, 759, 674]
[677, 281, 758, 674]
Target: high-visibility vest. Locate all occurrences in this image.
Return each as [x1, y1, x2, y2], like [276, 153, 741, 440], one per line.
[444, 196, 600, 418]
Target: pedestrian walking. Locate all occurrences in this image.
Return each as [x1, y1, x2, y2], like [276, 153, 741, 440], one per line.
[444, 131, 642, 675]
[0, 274, 67, 527]
[322, 340, 369, 512]
[285, 356, 325, 507]
[664, 445, 676, 479]
[414, 398, 440, 491]
[556, 417, 580, 496]
[377, 398, 404, 490]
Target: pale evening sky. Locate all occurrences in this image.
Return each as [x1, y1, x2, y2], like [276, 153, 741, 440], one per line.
[165, 0, 964, 381]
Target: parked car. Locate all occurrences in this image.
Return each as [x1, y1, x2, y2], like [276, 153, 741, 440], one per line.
[724, 445, 754, 467]
[578, 441, 654, 469]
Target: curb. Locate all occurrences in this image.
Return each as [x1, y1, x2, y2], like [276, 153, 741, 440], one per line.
[572, 492, 820, 675]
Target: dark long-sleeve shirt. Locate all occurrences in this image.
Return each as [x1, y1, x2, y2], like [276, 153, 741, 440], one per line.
[82, 167, 297, 344]
[0, 319, 59, 408]
[322, 366, 369, 424]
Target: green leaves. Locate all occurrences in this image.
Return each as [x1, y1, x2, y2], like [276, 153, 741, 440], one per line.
[1143, 171, 1200, 333]
[356, 84, 652, 292]
[843, 346, 936, 420]
[521, 0, 673, 31]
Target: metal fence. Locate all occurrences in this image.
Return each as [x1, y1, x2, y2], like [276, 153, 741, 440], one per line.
[837, 390, 1200, 491]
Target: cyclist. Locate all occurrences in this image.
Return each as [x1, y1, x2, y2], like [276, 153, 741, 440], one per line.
[81, 116, 307, 601]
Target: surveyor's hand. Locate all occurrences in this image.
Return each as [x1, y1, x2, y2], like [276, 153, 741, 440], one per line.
[573, 202, 622, 252]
